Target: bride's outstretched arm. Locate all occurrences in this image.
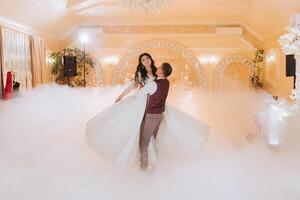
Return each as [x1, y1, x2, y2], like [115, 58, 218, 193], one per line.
[115, 81, 138, 103]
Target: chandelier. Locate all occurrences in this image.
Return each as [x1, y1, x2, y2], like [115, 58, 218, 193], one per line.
[121, 0, 173, 13]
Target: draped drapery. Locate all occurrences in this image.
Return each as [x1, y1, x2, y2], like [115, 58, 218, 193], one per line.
[0, 30, 3, 95]
[31, 35, 47, 86]
[1, 27, 32, 91]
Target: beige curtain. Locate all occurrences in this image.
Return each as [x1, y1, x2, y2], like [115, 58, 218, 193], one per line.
[0, 29, 3, 95]
[31, 35, 47, 86]
[1, 27, 32, 91]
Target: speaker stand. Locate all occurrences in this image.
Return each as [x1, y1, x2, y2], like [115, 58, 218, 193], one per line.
[83, 43, 86, 87]
[67, 77, 71, 87]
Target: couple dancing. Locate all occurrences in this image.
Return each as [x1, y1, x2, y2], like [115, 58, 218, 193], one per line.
[85, 53, 210, 170]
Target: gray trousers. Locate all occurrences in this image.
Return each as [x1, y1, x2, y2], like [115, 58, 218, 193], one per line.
[139, 113, 163, 169]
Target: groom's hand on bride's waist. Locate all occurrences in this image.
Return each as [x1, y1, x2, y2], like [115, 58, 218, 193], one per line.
[138, 83, 144, 88]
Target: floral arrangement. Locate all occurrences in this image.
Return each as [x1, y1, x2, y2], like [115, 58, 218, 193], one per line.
[246, 48, 265, 88]
[279, 24, 300, 55]
[49, 48, 95, 87]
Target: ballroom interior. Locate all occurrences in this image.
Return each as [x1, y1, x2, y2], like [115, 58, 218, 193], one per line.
[1, 1, 300, 200]
[0, 0, 298, 97]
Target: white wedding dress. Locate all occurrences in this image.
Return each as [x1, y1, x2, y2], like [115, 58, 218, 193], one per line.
[85, 77, 210, 167]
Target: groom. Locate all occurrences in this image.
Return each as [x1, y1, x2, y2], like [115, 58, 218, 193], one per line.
[139, 62, 173, 170]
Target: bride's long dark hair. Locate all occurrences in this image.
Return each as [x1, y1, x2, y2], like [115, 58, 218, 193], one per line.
[134, 53, 157, 84]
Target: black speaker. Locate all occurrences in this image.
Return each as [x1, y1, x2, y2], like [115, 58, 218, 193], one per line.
[286, 54, 296, 77]
[63, 56, 77, 77]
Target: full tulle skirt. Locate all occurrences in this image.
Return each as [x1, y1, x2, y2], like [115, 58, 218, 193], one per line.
[85, 94, 209, 167]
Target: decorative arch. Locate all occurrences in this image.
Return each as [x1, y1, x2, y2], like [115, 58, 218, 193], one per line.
[214, 54, 252, 92]
[111, 39, 208, 91]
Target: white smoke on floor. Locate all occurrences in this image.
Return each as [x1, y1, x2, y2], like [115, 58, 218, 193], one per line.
[0, 84, 299, 200]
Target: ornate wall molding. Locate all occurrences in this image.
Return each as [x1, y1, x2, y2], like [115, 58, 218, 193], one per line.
[74, 24, 262, 48]
[102, 25, 216, 34]
[240, 27, 262, 49]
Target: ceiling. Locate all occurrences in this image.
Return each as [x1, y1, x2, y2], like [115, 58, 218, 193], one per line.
[0, 0, 299, 40]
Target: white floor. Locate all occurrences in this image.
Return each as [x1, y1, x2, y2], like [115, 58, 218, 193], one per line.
[0, 84, 299, 200]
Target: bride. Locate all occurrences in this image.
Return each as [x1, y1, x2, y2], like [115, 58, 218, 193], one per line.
[85, 53, 210, 169]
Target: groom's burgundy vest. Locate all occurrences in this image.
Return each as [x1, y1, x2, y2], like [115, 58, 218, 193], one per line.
[146, 79, 170, 114]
